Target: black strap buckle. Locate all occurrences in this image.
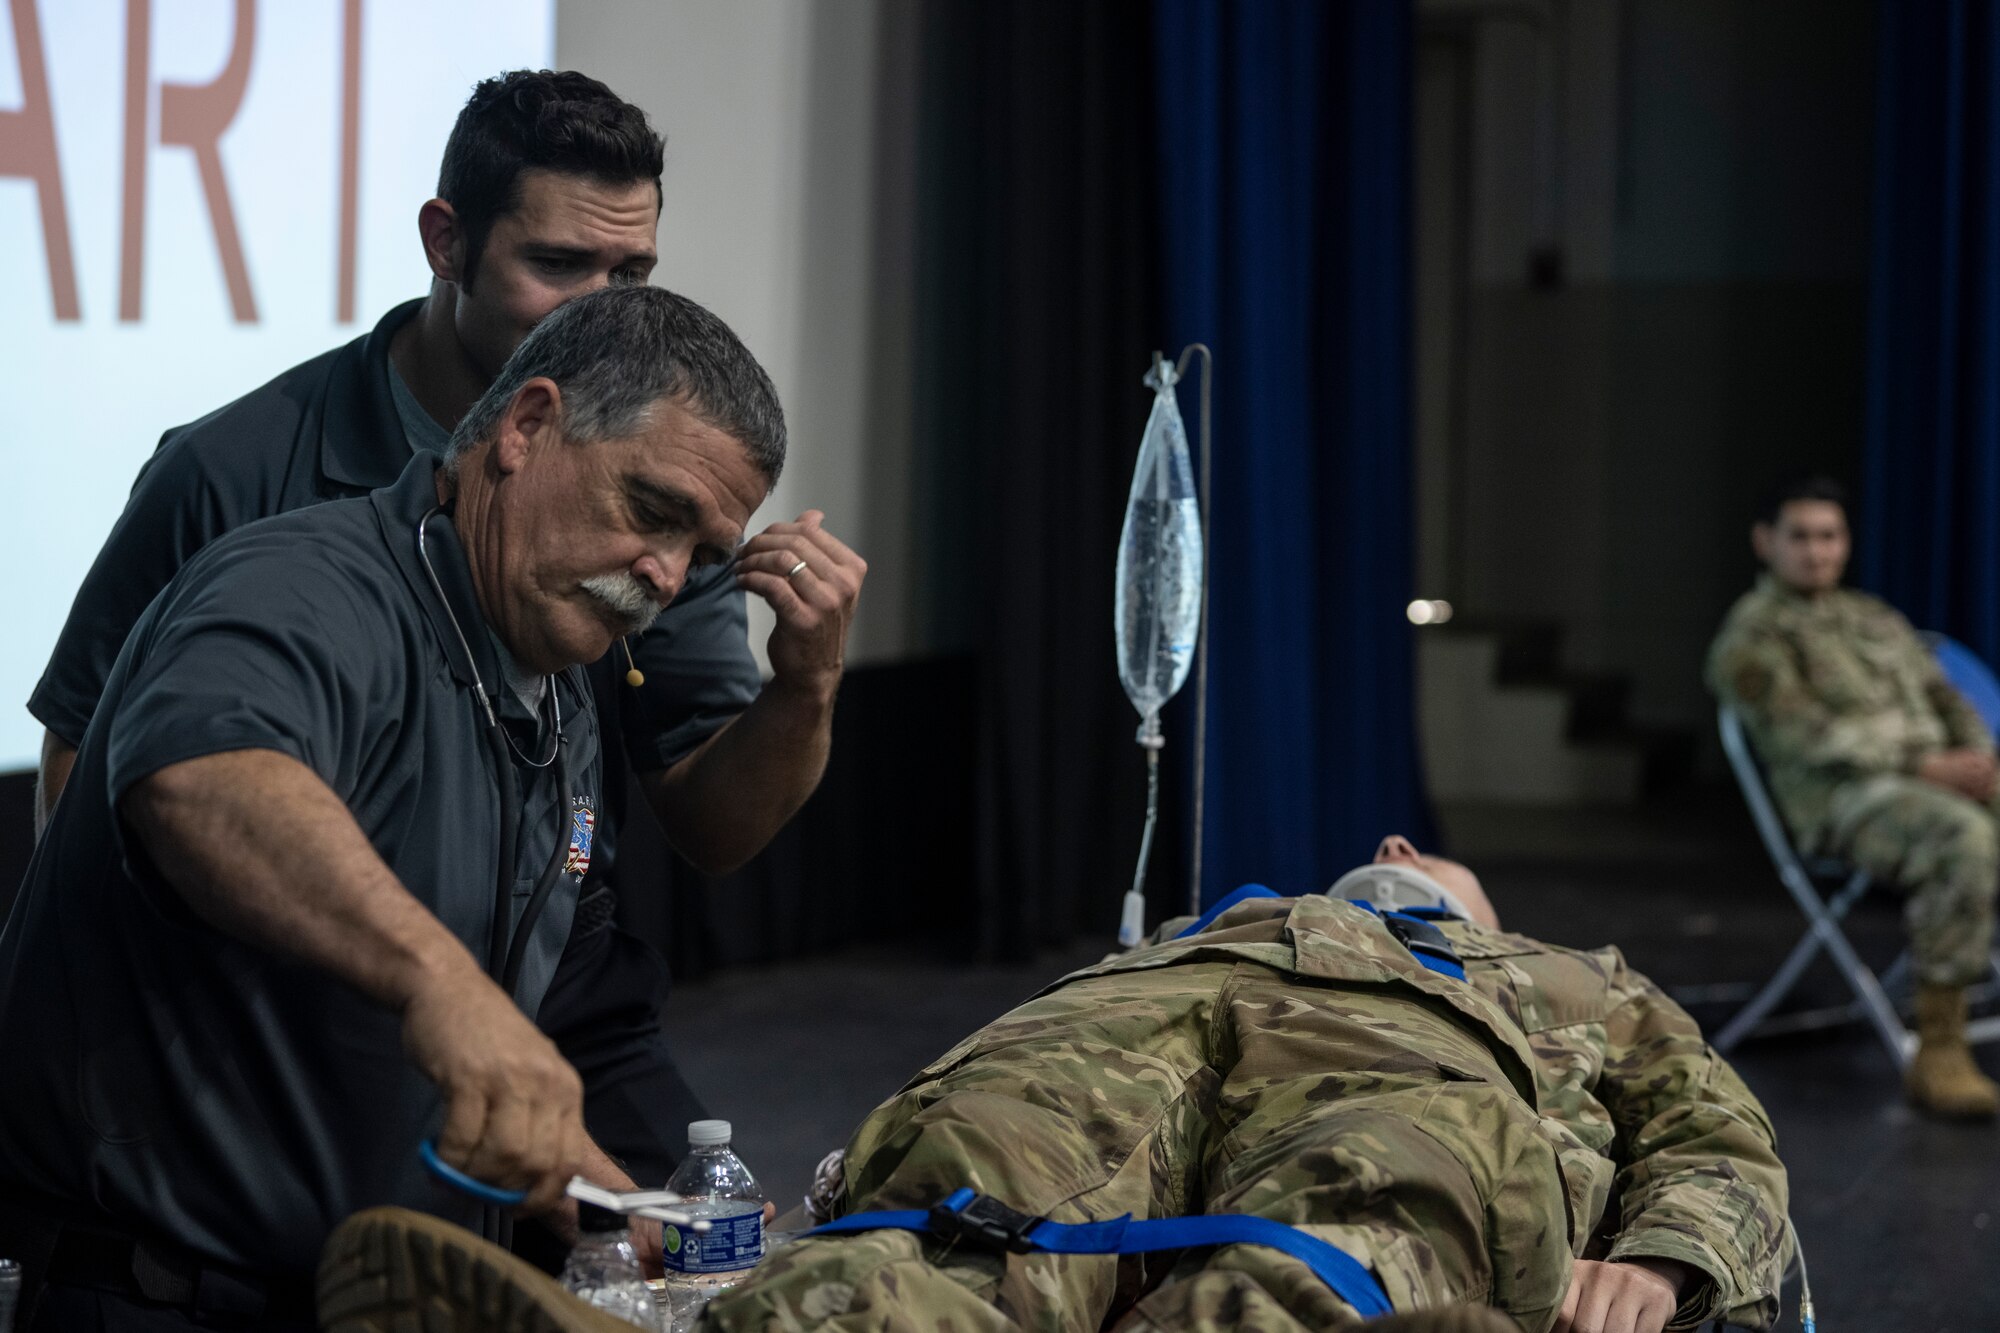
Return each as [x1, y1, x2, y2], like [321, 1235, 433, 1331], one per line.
[928, 1194, 1043, 1253]
[1382, 912, 1462, 967]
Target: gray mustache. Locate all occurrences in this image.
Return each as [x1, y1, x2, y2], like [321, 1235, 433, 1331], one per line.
[580, 573, 665, 635]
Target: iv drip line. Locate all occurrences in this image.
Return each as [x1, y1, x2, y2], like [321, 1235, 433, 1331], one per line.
[1117, 344, 1211, 946]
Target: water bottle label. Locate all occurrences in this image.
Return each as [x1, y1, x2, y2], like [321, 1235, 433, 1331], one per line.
[661, 1210, 763, 1274]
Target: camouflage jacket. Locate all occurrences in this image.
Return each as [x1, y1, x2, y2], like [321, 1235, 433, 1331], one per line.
[1707, 574, 1990, 841]
[1037, 896, 1792, 1329]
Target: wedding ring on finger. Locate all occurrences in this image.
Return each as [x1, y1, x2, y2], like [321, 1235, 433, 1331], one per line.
[786, 559, 809, 580]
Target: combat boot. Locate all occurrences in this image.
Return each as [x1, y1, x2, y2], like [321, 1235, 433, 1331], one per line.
[318, 1207, 645, 1332]
[1366, 1308, 1516, 1332]
[1905, 983, 2000, 1120]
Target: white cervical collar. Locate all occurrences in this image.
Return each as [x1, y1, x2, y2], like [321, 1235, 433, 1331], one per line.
[1325, 862, 1472, 921]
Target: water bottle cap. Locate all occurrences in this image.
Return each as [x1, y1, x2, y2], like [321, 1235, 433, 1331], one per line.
[577, 1201, 626, 1234]
[688, 1119, 732, 1147]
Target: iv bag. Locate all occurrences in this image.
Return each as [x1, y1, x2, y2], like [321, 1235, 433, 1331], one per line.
[1114, 357, 1204, 739]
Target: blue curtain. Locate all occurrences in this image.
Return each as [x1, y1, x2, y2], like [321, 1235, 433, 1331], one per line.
[1153, 0, 1428, 904]
[1863, 0, 2000, 661]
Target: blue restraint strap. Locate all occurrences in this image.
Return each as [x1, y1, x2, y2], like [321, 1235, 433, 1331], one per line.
[1172, 884, 1281, 939]
[1172, 887, 1466, 982]
[805, 1189, 1394, 1318]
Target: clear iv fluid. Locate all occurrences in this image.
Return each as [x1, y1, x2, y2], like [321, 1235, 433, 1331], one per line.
[1115, 371, 1203, 725]
[1116, 498, 1202, 718]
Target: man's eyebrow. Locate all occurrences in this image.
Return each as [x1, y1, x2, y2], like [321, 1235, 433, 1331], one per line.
[625, 477, 699, 524]
[624, 478, 742, 554]
[525, 242, 656, 266]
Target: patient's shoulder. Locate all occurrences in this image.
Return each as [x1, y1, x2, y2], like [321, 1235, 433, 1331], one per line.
[1452, 926, 1621, 1031]
[1448, 923, 1599, 963]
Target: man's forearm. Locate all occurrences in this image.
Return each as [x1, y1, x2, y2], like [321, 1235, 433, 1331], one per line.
[641, 676, 835, 874]
[35, 731, 78, 839]
[123, 747, 481, 1010]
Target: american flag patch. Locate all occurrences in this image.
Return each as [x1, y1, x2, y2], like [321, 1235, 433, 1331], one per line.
[565, 800, 595, 877]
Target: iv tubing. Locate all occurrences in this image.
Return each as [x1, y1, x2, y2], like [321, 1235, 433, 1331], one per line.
[1175, 343, 1214, 918]
[1785, 1216, 1815, 1332]
[1131, 743, 1162, 900]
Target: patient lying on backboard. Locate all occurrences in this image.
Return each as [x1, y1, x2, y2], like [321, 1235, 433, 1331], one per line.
[709, 835, 1790, 1333]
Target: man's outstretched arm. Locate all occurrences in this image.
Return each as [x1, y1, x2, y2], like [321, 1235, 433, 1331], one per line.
[125, 747, 592, 1215]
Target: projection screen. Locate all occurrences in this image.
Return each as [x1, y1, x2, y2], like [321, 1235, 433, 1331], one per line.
[1, 0, 555, 772]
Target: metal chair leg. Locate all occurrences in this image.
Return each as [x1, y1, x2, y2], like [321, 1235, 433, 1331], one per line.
[1809, 904, 1916, 1067]
[1714, 924, 1832, 1053]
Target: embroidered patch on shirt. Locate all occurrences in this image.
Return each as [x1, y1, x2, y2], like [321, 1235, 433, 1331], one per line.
[565, 799, 596, 877]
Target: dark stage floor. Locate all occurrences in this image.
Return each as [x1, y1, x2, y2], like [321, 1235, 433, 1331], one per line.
[665, 790, 2000, 1331]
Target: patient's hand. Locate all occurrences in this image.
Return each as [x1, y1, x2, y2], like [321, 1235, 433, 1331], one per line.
[1917, 748, 1998, 803]
[1552, 1257, 1689, 1333]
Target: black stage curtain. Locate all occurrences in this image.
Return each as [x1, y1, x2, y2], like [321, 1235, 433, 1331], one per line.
[627, 3, 1176, 973]
[917, 1, 1176, 959]
[617, 658, 982, 980]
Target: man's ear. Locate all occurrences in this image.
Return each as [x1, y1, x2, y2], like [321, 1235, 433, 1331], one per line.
[1750, 522, 1773, 565]
[416, 198, 465, 285]
[493, 379, 563, 474]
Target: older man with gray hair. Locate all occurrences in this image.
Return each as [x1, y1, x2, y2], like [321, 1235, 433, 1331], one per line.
[0, 286, 853, 1331]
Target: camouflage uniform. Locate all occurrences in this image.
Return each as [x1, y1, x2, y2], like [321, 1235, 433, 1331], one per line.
[705, 897, 1789, 1333]
[1707, 573, 1999, 985]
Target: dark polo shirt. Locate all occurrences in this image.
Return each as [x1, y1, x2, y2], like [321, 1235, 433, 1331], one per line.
[29, 299, 762, 894]
[0, 456, 601, 1278]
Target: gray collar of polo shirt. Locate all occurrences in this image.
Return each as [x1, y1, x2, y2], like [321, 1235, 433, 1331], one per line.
[320, 298, 431, 493]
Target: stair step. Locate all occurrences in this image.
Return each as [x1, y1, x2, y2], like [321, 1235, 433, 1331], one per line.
[1417, 625, 1694, 806]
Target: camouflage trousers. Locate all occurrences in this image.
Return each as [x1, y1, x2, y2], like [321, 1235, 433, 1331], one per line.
[703, 961, 1574, 1333]
[1820, 774, 2000, 986]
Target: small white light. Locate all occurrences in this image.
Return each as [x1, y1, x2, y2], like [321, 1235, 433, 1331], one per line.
[1430, 599, 1454, 625]
[1406, 600, 1435, 625]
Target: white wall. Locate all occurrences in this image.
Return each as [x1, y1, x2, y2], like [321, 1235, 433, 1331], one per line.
[557, 0, 919, 670]
[1415, 0, 1872, 745]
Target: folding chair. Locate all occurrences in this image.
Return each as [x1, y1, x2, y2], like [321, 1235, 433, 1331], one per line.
[1711, 705, 1914, 1064]
[1713, 705, 2000, 1066]
[1924, 631, 2000, 731]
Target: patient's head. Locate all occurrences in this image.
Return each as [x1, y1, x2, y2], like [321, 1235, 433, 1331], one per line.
[1369, 835, 1500, 928]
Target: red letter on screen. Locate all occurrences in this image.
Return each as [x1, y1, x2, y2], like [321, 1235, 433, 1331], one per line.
[120, 0, 260, 323]
[1, 0, 81, 321]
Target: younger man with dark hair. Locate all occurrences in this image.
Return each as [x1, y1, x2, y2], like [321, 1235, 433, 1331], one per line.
[29, 70, 862, 1196]
[1707, 474, 1999, 1118]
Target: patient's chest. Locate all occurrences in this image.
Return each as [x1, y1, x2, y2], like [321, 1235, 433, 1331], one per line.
[1463, 940, 1622, 1245]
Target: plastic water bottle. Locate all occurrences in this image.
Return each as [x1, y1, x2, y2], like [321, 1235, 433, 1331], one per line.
[560, 1202, 662, 1330]
[660, 1120, 766, 1333]
[1114, 355, 1204, 730]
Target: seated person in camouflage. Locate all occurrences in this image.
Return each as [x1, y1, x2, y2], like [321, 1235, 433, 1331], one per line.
[1706, 474, 2000, 1119]
[693, 839, 1790, 1333]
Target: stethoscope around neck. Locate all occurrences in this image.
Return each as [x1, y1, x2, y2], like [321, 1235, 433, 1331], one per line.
[415, 505, 573, 1000]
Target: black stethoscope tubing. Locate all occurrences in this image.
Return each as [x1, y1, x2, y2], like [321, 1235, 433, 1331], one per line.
[493, 714, 572, 997]
[415, 505, 571, 1002]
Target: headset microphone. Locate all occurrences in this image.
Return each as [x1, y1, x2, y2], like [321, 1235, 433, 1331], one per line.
[620, 638, 645, 688]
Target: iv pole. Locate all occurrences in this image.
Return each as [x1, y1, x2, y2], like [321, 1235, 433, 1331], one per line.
[1176, 343, 1212, 919]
